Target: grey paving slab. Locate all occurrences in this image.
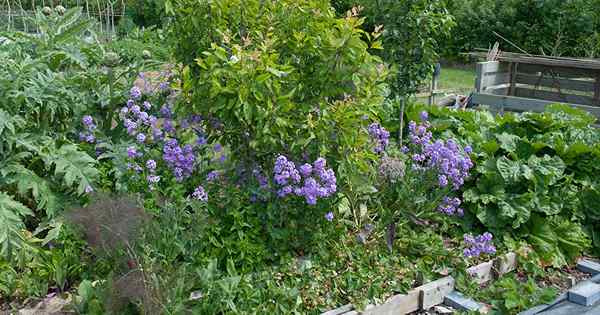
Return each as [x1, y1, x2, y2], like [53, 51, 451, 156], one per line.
[569, 281, 600, 306]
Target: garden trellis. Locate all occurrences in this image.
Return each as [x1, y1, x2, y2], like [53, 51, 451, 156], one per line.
[1, 0, 125, 34]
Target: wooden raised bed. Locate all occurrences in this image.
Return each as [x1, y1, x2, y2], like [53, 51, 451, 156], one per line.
[470, 54, 600, 119]
[322, 253, 518, 315]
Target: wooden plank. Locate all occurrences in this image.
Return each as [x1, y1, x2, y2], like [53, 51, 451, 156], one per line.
[517, 63, 597, 78]
[475, 62, 486, 93]
[478, 61, 502, 74]
[321, 304, 354, 315]
[466, 260, 493, 284]
[494, 252, 517, 277]
[594, 73, 600, 106]
[513, 87, 596, 106]
[362, 291, 420, 315]
[413, 276, 455, 309]
[471, 93, 600, 120]
[482, 72, 510, 89]
[515, 73, 595, 92]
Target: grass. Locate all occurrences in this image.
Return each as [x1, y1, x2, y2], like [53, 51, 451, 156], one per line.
[414, 65, 476, 104]
[438, 66, 476, 96]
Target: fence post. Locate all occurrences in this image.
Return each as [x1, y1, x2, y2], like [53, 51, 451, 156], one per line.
[428, 63, 441, 106]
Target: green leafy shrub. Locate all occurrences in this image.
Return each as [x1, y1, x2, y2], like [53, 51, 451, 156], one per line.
[403, 104, 598, 266]
[357, 0, 454, 95]
[443, 0, 600, 59]
[170, 0, 387, 169]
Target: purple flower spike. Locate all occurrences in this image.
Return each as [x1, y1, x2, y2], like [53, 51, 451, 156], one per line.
[420, 111, 429, 121]
[368, 123, 390, 154]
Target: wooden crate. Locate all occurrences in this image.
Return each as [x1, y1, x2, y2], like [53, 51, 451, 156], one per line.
[471, 60, 600, 119]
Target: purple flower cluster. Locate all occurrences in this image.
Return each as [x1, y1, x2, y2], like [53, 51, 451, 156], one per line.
[463, 232, 496, 258]
[130, 86, 142, 100]
[437, 196, 464, 216]
[162, 139, 195, 181]
[252, 168, 269, 189]
[120, 95, 161, 142]
[325, 211, 334, 221]
[368, 123, 390, 154]
[79, 115, 96, 143]
[192, 185, 208, 202]
[273, 156, 337, 205]
[206, 170, 221, 182]
[407, 115, 473, 190]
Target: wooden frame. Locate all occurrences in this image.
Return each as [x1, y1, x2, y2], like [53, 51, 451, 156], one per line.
[321, 252, 518, 315]
[472, 60, 600, 119]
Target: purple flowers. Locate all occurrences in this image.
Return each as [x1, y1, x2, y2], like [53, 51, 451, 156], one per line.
[273, 155, 336, 205]
[206, 170, 220, 182]
[368, 123, 390, 154]
[146, 159, 157, 171]
[325, 211, 334, 221]
[136, 133, 146, 143]
[130, 86, 142, 100]
[82, 115, 95, 128]
[162, 139, 196, 181]
[127, 146, 138, 158]
[437, 196, 463, 216]
[274, 155, 301, 187]
[192, 185, 208, 202]
[463, 232, 496, 258]
[79, 115, 96, 144]
[407, 117, 473, 190]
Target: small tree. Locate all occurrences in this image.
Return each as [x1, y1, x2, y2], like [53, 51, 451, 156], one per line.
[358, 0, 454, 96]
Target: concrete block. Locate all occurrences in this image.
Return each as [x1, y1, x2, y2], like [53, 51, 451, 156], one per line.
[517, 304, 549, 315]
[577, 259, 600, 276]
[444, 291, 483, 312]
[568, 281, 600, 306]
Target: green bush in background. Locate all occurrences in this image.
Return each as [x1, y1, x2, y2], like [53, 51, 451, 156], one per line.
[443, 0, 600, 59]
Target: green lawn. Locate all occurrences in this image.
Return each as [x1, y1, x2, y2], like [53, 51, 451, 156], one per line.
[438, 65, 476, 95]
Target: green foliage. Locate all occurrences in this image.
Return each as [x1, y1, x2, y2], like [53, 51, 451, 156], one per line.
[0, 226, 92, 299]
[170, 0, 387, 169]
[357, 0, 455, 95]
[404, 104, 599, 266]
[443, 0, 600, 59]
[124, 0, 167, 28]
[479, 275, 556, 314]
